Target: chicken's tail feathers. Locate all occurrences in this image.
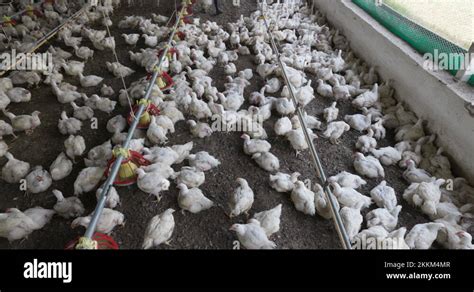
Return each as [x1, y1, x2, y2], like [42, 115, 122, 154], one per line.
[2, 109, 15, 120]
[4, 151, 13, 160]
[52, 189, 64, 201]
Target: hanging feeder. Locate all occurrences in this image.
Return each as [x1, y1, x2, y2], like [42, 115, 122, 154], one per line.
[65, 233, 119, 250]
[104, 148, 150, 187]
[173, 31, 186, 42]
[154, 70, 175, 91]
[180, 15, 193, 25]
[178, 4, 194, 16]
[2, 16, 16, 27]
[24, 5, 43, 18]
[127, 99, 160, 129]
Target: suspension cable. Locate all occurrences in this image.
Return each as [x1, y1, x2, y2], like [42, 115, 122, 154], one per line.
[100, 8, 135, 117]
[259, 2, 352, 250]
[82, 2, 187, 242]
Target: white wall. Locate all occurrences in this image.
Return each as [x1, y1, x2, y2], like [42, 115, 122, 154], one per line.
[311, 0, 474, 183]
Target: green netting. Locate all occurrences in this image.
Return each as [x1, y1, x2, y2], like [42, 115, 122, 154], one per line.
[353, 0, 474, 86]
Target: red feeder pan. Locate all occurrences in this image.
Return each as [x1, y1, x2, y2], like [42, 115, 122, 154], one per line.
[104, 148, 150, 187]
[175, 31, 186, 41]
[127, 100, 161, 129]
[156, 71, 175, 91]
[24, 5, 43, 18]
[1, 17, 16, 27]
[65, 233, 119, 250]
[177, 4, 193, 16]
[182, 16, 193, 24]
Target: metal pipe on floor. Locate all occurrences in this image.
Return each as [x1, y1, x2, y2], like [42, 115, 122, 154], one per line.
[259, 4, 352, 250]
[83, 4, 187, 241]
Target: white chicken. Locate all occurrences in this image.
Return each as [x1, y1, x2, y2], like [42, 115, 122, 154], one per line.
[314, 183, 340, 220]
[229, 219, 276, 249]
[322, 121, 350, 144]
[187, 120, 213, 138]
[344, 113, 372, 132]
[58, 111, 82, 135]
[340, 207, 363, 240]
[171, 142, 194, 164]
[241, 134, 271, 155]
[353, 152, 385, 178]
[316, 79, 333, 98]
[395, 119, 425, 142]
[177, 183, 214, 214]
[73, 166, 105, 196]
[370, 180, 397, 211]
[269, 172, 300, 193]
[187, 151, 220, 171]
[403, 160, 432, 183]
[25, 166, 52, 194]
[252, 152, 280, 172]
[147, 115, 168, 144]
[142, 208, 175, 249]
[2, 110, 41, 134]
[78, 72, 103, 87]
[328, 171, 367, 189]
[251, 204, 282, 237]
[70, 102, 94, 121]
[366, 206, 402, 231]
[174, 166, 205, 188]
[0, 120, 16, 138]
[64, 135, 86, 162]
[355, 128, 377, 153]
[405, 222, 444, 249]
[23, 207, 55, 230]
[291, 181, 316, 216]
[370, 146, 401, 166]
[101, 84, 115, 97]
[142, 146, 179, 165]
[331, 182, 372, 210]
[229, 178, 254, 217]
[323, 102, 339, 123]
[122, 33, 140, 46]
[0, 140, 8, 157]
[0, 208, 39, 242]
[352, 83, 379, 109]
[136, 168, 170, 201]
[52, 189, 85, 219]
[2, 152, 30, 183]
[274, 117, 293, 136]
[106, 61, 135, 78]
[72, 208, 124, 234]
[96, 186, 121, 209]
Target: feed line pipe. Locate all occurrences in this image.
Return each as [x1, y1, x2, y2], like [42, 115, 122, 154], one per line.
[83, 4, 187, 242]
[0, 4, 87, 76]
[0, 1, 40, 24]
[259, 4, 352, 250]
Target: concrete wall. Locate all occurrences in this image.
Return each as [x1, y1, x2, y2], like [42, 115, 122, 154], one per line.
[311, 0, 474, 183]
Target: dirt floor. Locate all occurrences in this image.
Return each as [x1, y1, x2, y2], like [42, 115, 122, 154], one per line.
[0, 0, 432, 249]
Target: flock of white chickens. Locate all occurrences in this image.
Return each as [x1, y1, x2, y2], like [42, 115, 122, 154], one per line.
[0, 0, 473, 250]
